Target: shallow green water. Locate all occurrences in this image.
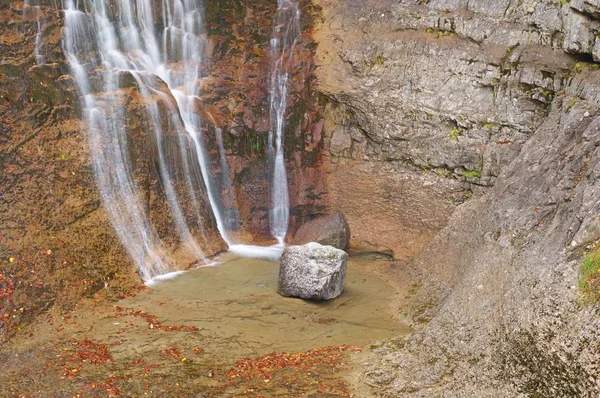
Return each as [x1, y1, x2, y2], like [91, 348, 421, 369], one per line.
[127, 253, 411, 362]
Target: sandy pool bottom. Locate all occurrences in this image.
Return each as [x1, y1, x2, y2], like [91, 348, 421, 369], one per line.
[1, 253, 411, 397]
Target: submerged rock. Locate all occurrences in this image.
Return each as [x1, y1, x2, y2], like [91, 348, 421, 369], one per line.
[292, 211, 350, 250]
[278, 242, 348, 300]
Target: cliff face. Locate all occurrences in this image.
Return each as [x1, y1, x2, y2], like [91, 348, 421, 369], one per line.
[0, 0, 327, 342]
[312, 0, 600, 395]
[4, 0, 600, 393]
[312, 0, 580, 258]
[0, 2, 143, 341]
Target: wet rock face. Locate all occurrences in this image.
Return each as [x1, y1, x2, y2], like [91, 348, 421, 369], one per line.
[108, 75, 227, 260]
[291, 211, 350, 250]
[278, 242, 348, 300]
[201, 0, 328, 242]
[0, 0, 230, 342]
[0, 2, 128, 342]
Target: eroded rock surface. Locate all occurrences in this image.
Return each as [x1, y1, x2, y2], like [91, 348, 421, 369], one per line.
[311, 0, 594, 258]
[279, 242, 348, 300]
[367, 82, 600, 398]
[308, 0, 600, 396]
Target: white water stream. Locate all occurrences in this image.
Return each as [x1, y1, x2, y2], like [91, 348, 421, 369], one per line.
[57, 0, 300, 280]
[268, 0, 300, 244]
[23, 0, 45, 65]
[62, 0, 227, 279]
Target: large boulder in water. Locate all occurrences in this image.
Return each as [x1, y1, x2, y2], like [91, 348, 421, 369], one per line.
[292, 211, 350, 250]
[278, 242, 348, 300]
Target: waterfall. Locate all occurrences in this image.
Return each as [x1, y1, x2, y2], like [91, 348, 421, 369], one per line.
[130, 72, 208, 262]
[56, 0, 302, 277]
[215, 126, 240, 235]
[23, 0, 45, 65]
[161, 1, 235, 246]
[62, 1, 171, 281]
[61, 0, 234, 280]
[268, 0, 300, 245]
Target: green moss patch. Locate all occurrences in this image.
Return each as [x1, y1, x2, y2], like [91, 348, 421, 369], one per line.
[579, 246, 600, 302]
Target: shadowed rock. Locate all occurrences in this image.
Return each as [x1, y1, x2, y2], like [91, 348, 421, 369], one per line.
[278, 242, 348, 300]
[292, 211, 350, 250]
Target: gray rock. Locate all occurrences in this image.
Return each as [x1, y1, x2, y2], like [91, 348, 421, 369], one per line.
[563, 10, 598, 54]
[292, 211, 351, 250]
[329, 126, 353, 157]
[572, 0, 600, 18]
[593, 37, 600, 62]
[278, 242, 348, 300]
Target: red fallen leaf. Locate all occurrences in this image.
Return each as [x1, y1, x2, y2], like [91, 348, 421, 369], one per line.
[109, 307, 199, 332]
[192, 347, 205, 355]
[163, 347, 181, 359]
[61, 366, 82, 379]
[143, 364, 159, 372]
[88, 376, 120, 397]
[316, 317, 336, 324]
[129, 358, 145, 366]
[105, 375, 120, 397]
[71, 339, 112, 365]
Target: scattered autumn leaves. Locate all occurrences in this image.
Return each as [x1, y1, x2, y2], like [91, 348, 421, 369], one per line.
[110, 306, 200, 332]
[0, 237, 139, 343]
[162, 347, 181, 359]
[211, 345, 364, 397]
[5, 336, 363, 397]
[69, 339, 113, 367]
[42, 339, 119, 397]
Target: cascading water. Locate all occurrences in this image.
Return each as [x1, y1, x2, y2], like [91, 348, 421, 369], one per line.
[130, 72, 207, 262]
[24, 0, 45, 65]
[56, 0, 303, 277]
[268, 0, 300, 245]
[63, 1, 170, 281]
[215, 126, 240, 234]
[160, 0, 235, 246]
[61, 0, 235, 280]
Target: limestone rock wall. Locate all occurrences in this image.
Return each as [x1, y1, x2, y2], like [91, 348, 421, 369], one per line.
[367, 70, 600, 398]
[310, 0, 600, 395]
[311, 0, 597, 259]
